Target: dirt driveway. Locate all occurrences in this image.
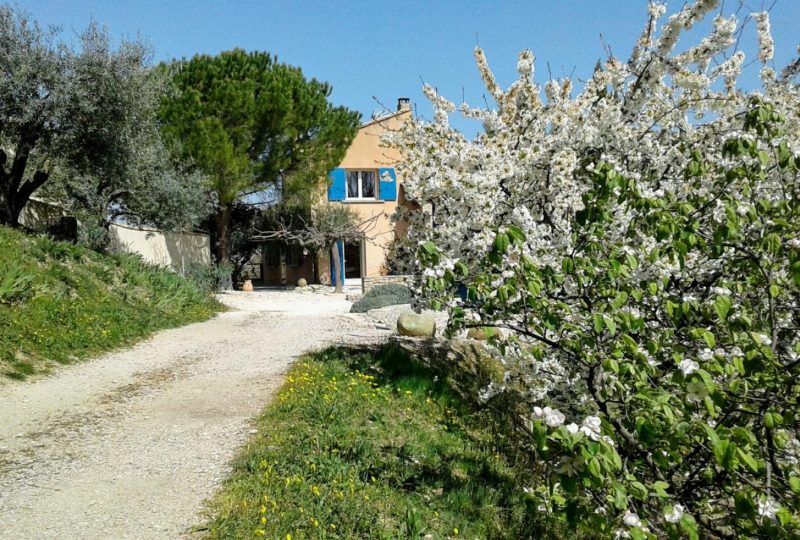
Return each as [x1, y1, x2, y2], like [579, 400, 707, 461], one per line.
[0, 289, 383, 539]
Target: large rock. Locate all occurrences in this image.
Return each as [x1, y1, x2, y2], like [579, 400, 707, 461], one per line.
[397, 311, 436, 337]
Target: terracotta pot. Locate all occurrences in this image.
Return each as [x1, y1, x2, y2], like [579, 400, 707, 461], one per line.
[242, 279, 253, 292]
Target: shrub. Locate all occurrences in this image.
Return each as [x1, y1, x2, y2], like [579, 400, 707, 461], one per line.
[392, 3, 800, 537]
[350, 283, 412, 313]
[185, 262, 233, 293]
[381, 238, 416, 275]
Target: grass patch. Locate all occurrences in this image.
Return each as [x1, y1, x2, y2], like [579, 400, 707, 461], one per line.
[203, 346, 568, 539]
[0, 226, 220, 380]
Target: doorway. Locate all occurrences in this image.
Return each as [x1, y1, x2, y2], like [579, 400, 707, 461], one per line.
[343, 241, 363, 279]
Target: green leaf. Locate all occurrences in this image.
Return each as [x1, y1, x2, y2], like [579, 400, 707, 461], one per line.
[604, 315, 617, 335]
[714, 295, 732, 320]
[506, 224, 526, 243]
[593, 313, 605, 333]
[494, 233, 510, 254]
[652, 481, 670, 498]
[628, 481, 648, 500]
[736, 448, 759, 472]
[613, 482, 627, 509]
[764, 412, 783, 429]
[421, 241, 437, 255]
[612, 291, 629, 308]
[629, 527, 646, 540]
[680, 514, 699, 540]
[789, 476, 800, 494]
[587, 457, 602, 479]
[702, 330, 715, 348]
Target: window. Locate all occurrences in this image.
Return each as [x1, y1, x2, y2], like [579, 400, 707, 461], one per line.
[346, 170, 377, 200]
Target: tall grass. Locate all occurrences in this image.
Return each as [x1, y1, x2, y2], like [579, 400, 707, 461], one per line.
[0, 226, 220, 380]
[202, 347, 571, 539]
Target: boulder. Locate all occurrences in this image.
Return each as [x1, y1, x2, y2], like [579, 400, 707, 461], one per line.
[397, 311, 436, 338]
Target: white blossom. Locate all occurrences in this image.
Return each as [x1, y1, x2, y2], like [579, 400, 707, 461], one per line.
[664, 504, 684, 523]
[757, 496, 780, 520]
[754, 12, 774, 63]
[623, 510, 641, 527]
[678, 359, 699, 375]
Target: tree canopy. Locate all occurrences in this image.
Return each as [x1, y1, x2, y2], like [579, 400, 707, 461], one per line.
[393, 2, 800, 537]
[159, 49, 361, 263]
[0, 6, 207, 246]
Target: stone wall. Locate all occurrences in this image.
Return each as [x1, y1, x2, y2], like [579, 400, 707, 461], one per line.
[361, 274, 412, 293]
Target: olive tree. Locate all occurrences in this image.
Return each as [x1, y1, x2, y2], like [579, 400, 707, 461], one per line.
[0, 6, 207, 245]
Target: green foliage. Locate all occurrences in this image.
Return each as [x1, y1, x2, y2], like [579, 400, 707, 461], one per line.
[382, 237, 417, 275]
[159, 49, 361, 262]
[0, 6, 207, 236]
[0, 226, 219, 380]
[423, 100, 800, 537]
[202, 347, 570, 539]
[185, 261, 234, 293]
[350, 283, 412, 313]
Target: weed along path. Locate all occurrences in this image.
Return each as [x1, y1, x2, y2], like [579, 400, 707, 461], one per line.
[0, 290, 382, 539]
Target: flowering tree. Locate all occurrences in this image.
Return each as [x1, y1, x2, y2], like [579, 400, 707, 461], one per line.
[389, 1, 800, 537]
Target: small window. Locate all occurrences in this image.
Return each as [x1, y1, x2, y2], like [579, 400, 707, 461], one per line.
[346, 170, 377, 200]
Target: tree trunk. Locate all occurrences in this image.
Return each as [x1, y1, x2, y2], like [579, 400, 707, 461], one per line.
[213, 203, 233, 264]
[331, 241, 343, 293]
[0, 145, 48, 228]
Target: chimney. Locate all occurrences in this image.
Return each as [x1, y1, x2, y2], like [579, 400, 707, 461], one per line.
[397, 97, 411, 112]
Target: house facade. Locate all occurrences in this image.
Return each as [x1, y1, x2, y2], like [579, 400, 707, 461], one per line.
[261, 98, 413, 287]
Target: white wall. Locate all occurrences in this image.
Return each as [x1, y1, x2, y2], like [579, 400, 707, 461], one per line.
[109, 223, 210, 273]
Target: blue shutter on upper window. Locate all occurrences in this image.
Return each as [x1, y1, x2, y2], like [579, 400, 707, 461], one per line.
[378, 167, 397, 201]
[328, 168, 346, 201]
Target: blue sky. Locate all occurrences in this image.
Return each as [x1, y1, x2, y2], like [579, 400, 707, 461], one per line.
[18, 0, 800, 135]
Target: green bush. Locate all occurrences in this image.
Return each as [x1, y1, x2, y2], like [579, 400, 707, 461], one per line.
[0, 226, 220, 380]
[350, 283, 412, 313]
[382, 238, 416, 275]
[184, 262, 233, 292]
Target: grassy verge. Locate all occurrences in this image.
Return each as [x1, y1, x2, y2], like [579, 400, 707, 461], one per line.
[0, 226, 220, 380]
[202, 346, 568, 539]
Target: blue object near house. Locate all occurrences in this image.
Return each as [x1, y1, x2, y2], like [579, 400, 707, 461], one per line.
[457, 283, 468, 301]
[377, 167, 397, 201]
[328, 168, 346, 201]
[329, 239, 345, 286]
[327, 167, 397, 201]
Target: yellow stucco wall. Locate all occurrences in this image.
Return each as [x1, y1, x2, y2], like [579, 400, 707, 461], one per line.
[331, 108, 412, 277]
[261, 107, 413, 286]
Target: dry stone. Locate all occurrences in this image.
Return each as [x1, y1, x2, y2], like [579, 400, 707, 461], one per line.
[397, 311, 436, 337]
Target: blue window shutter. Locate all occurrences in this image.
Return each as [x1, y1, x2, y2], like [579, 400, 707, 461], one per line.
[328, 168, 346, 201]
[329, 240, 345, 285]
[378, 167, 397, 201]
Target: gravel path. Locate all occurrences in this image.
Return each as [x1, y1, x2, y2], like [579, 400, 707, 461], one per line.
[0, 289, 386, 539]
